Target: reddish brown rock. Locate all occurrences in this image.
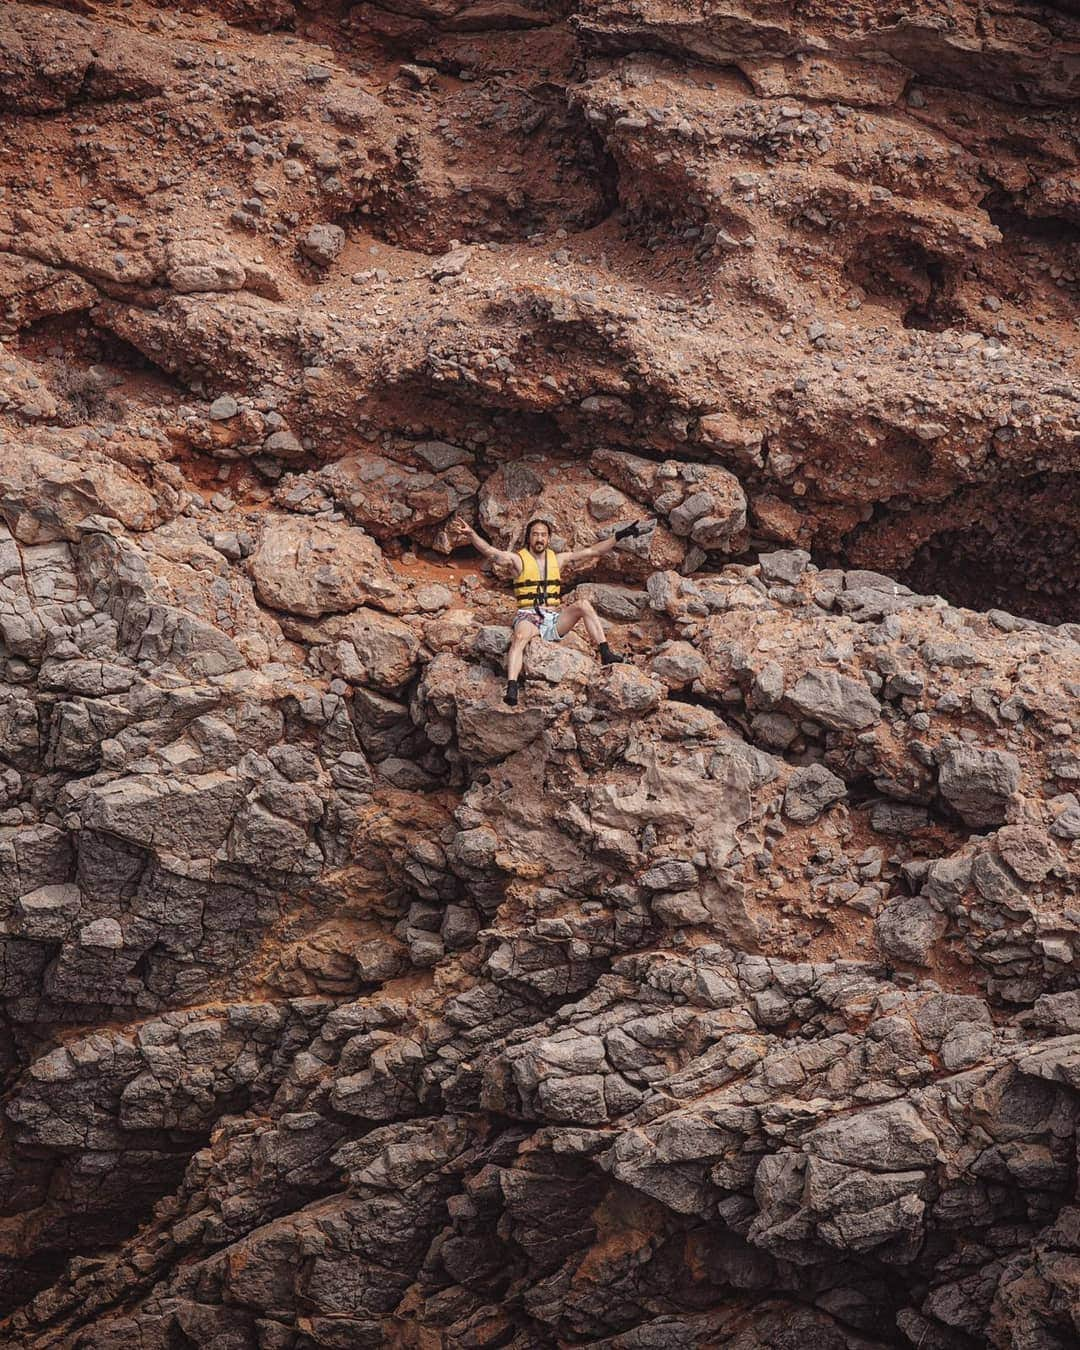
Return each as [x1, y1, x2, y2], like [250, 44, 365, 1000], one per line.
[0, 1, 1078, 1347]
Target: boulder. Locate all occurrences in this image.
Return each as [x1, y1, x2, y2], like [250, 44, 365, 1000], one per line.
[650, 641, 705, 689]
[317, 452, 477, 543]
[789, 669, 881, 731]
[875, 895, 947, 966]
[0, 445, 173, 542]
[639, 859, 698, 891]
[165, 240, 247, 293]
[300, 224, 345, 266]
[759, 550, 811, 585]
[783, 763, 847, 823]
[937, 743, 1021, 827]
[805, 1100, 941, 1171]
[456, 702, 546, 762]
[318, 609, 420, 691]
[592, 665, 663, 714]
[249, 518, 403, 617]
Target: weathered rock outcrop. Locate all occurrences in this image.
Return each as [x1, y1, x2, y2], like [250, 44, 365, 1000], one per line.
[0, 0, 1078, 1346]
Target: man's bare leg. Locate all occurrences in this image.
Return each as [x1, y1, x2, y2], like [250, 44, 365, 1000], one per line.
[556, 599, 624, 664]
[505, 622, 537, 704]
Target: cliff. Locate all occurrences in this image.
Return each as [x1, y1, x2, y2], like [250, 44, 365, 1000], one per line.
[0, 1, 1079, 1345]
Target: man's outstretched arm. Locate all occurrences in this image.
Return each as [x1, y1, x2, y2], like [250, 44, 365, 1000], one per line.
[455, 520, 522, 574]
[558, 518, 655, 570]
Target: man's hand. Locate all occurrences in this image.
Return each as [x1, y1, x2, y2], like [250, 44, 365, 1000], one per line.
[452, 517, 522, 574]
[614, 517, 657, 541]
[447, 516, 477, 548]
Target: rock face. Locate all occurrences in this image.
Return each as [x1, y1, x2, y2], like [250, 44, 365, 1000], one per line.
[0, 2, 1079, 1348]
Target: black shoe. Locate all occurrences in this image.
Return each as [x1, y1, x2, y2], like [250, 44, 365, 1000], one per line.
[504, 680, 519, 706]
[600, 646, 624, 666]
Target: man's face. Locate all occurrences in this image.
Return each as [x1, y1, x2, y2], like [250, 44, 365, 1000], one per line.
[528, 523, 549, 554]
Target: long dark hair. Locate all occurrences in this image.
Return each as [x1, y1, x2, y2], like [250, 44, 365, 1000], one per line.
[523, 517, 552, 545]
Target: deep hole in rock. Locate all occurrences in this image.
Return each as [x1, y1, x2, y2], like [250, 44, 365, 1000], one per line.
[0, 1148, 194, 1319]
[986, 201, 1080, 246]
[846, 234, 958, 331]
[14, 314, 184, 425]
[0, 1255, 68, 1323]
[895, 482, 1080, 625]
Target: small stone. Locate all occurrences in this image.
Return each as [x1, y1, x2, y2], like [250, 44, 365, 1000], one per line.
[79, 917, 124, 950]
[870, 801, 930, 835]
[300, 224, 345, 267]
[399, 63, 435, 87]
[783, 764, 847, 824]
[759, 549, 810, 585]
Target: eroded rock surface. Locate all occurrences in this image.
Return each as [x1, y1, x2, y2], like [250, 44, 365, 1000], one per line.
[0, 1, 1079, 1346]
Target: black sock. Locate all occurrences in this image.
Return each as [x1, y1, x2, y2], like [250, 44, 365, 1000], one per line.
[504, 679, 519, 706]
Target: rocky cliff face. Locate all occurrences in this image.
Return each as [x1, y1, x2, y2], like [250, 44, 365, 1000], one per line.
[0, 1, 1079, 1346]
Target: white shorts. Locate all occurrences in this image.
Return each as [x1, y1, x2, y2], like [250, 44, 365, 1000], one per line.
[514, 608, 562, 642]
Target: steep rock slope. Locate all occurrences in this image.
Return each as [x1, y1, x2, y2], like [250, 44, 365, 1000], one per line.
[0, 1, 1079, 1346]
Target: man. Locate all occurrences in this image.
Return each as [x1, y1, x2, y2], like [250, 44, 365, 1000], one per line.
[457, 514, 655, 706]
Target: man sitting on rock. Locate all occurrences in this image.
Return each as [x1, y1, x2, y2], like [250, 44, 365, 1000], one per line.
[457, 515, 654, 706]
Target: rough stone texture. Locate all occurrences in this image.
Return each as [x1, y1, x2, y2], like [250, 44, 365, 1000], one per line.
[0, 2, 1078, 1348]
[248, 518, 405, 617]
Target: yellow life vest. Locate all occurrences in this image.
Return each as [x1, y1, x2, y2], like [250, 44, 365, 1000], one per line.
[512, 547, 562, 610]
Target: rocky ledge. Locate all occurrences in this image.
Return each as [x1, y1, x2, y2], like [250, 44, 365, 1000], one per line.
[0, 1, 1078, 1346]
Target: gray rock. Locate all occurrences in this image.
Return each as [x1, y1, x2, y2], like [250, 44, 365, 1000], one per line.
[789, 669, 881, 731]
[652, 890, 710, 925]
[940, 1022, 993, 1070]
[751, 711, 798, 749]
[587, 484, 626, 521]
[752, 661, 785, 707]
[759, 549, 810, 585]
[593, 666, 663, 714]
[806, 1099, 940, 1171]
[412, 584, 452, 613]
[875, 895, 947, 965]
[646, 570, 680, 614]
[639, 859, 698, 891]
[650, 641, 704, 688]
[441, 904, 479, 949]
[263, 429, 305, 460]
[577, 583, 647, 621]
[300, 224, 345, 266]
[669, 490, 714, 536]
[1049, 794, 1080, 841]
[783, 764, 847, 823]
[921, 853, 973, 910]
[78, 917, 124, 950]
[412, 440, 470, 471]
[937, 743, 1021, 827]
[870, 801, 929, 835]
[1030, 990, 1080, 1034]
[15, 883, 81, 939]
[537, 1073, 609, 1124]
